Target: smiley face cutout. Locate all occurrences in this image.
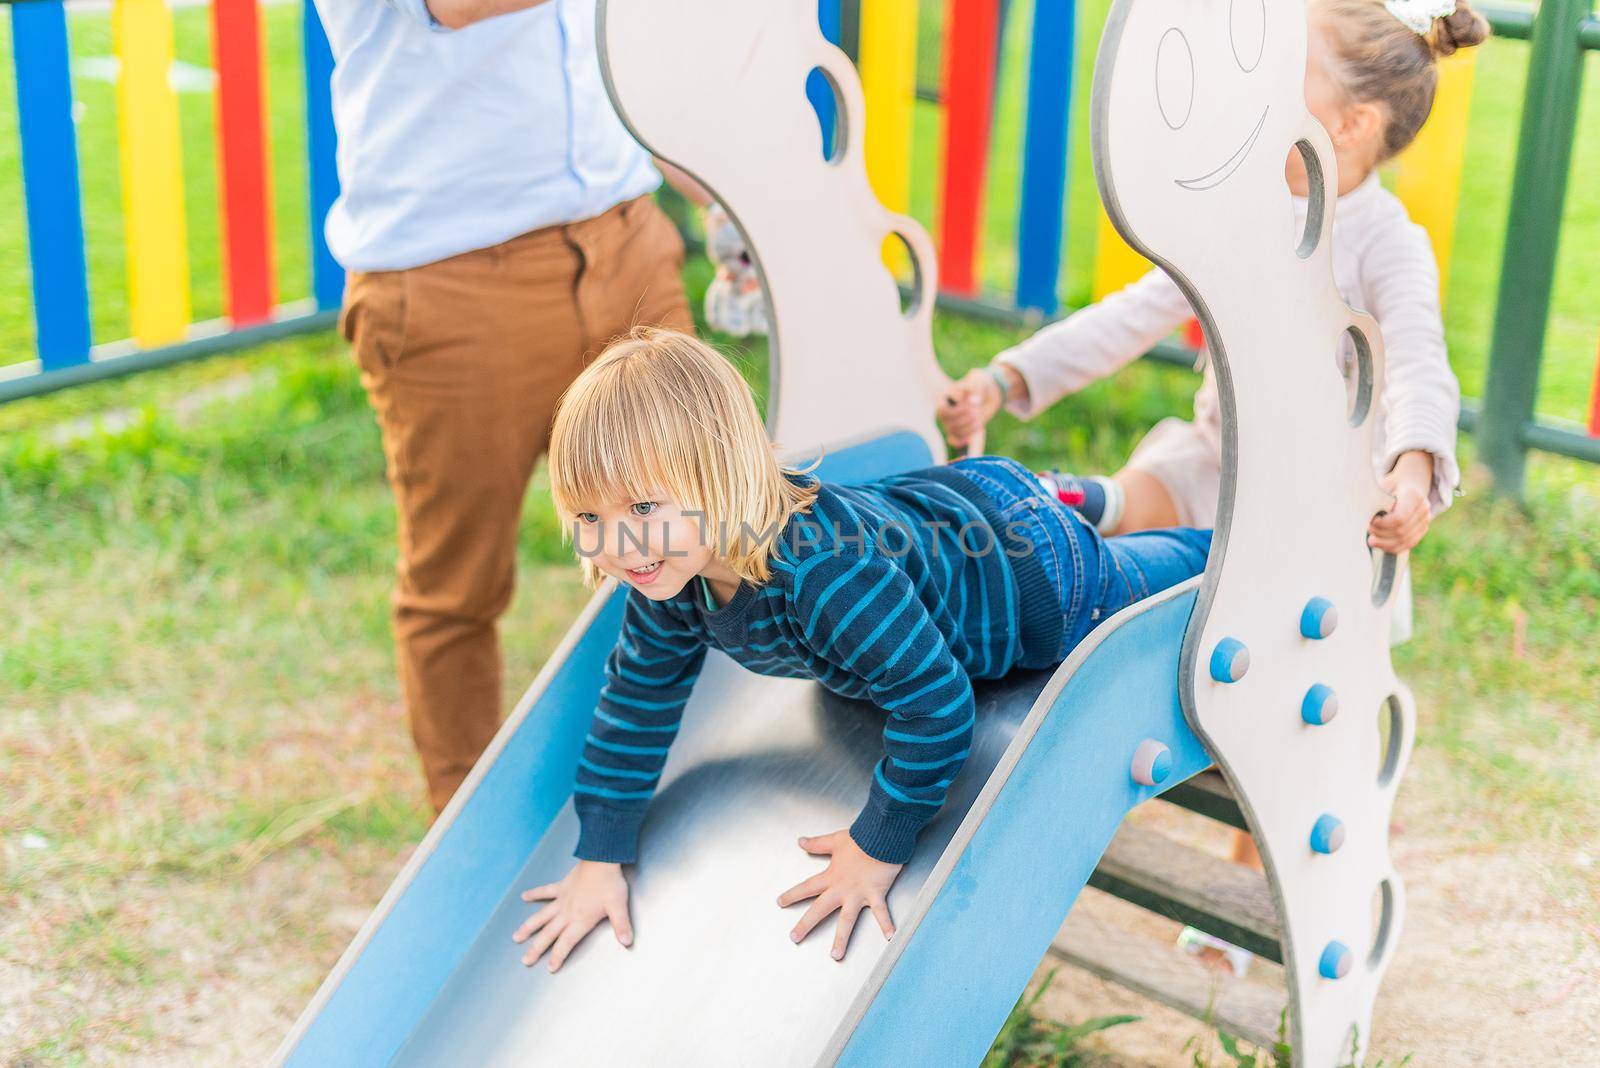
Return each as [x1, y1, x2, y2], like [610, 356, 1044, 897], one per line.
[1094, 0, 1324, 277]
[1157, 0, 1268, 191]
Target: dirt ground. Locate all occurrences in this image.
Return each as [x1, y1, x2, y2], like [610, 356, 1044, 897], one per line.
[1039, 766, 1600, 1066]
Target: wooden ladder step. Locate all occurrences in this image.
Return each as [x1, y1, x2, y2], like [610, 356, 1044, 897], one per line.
[1160, 768, 1248, 831]
[1088, 823, 1283, 963]
[1050, 908, 1287, 1051]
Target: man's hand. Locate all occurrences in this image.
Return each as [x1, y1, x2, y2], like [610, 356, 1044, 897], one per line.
[657, 159, 713, 209]
[426, 0, 550, 30]
[776, 830, 901, 961]
[1369, 451, 1434, 555]
[513, 860, 632, 972]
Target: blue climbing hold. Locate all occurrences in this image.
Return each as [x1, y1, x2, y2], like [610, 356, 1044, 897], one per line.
[1302, 683, 1339, 725]
[1300, 596, 1338, 639]
[1209, 638, 1249, 683]
[1130, 739, 1173, 786]
[1319, 940, 1353, 979]
[1310, 813, 1346, 854]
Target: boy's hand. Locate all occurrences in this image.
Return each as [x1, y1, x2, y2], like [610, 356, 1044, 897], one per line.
[513, 860, 632, 972]
[938, 369, 1002, 448]
[1369, 451, 1434, 555]
[776, 830, 901, 962]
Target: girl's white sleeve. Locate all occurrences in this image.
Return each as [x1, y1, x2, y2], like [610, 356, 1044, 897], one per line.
[1361, 219, 1462, 515]
[992, 267, 1195, 419]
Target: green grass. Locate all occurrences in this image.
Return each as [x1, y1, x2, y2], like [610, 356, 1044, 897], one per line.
[983, 969, 1138, 1066]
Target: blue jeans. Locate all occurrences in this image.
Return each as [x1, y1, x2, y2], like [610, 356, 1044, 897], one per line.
[955, 457, 1212, 661]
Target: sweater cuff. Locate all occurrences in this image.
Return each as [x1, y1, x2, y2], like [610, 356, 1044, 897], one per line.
[849, 805, 930, 865]
[574, 804, 645, 864]
[993, 351, 1046, 421]
[1383, 439, 1461, 516]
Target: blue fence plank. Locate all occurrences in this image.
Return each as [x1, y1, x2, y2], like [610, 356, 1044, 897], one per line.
[1015, 0, 1074, 315]
[302, 1, 343, 311]
[11, 0, 92, 371]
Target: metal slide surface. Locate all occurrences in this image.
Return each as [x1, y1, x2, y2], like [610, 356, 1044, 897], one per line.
[393, 660, 1054, 1066]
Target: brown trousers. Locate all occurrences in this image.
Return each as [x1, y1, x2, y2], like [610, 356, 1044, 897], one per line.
[341, 195, 692, 813]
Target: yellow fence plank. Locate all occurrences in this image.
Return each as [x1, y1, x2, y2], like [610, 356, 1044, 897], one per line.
[1392, 48, 1478, 304]
[114, 0, 191, 345]
[1091, 206, 1149, 301]
[860, 0, 917, 213]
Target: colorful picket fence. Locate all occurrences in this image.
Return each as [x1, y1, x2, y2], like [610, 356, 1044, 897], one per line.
[1, 0, 1597, 481]
[1, 0, 341, 398]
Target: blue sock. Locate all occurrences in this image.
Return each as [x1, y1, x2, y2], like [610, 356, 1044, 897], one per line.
[1040, 470, 1108, 526]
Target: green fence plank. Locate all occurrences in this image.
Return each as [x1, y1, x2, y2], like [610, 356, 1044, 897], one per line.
[1480, 0, 1592, 496]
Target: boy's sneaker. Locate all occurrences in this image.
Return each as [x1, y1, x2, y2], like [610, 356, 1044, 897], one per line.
[1038, 470, 1124, 535]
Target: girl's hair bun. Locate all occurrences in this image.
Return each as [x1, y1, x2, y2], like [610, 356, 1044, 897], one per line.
[1432, 0, 1491, 58]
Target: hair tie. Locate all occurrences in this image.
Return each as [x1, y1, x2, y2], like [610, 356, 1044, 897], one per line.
[1384, 0, 1456, 35]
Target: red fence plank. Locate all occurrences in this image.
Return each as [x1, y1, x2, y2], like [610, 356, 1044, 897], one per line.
[1589, 335, 1600, 437]
[212, 0, 275, 326]
[937, 0, 1000, 297]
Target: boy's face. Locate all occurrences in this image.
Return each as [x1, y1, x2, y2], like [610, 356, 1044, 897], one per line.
[571, 490, 715, 600]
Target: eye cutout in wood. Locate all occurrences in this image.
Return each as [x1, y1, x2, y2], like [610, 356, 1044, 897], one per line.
[1155, 28, 1195, 131]
[1230, 0, 1266, 72]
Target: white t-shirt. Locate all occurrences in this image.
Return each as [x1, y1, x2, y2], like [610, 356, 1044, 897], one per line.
[313, 0, 661, 272]
[996, 174, 1462, 515]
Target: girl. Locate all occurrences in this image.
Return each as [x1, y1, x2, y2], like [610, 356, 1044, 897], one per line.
[940, 0, 1484, 557]
[940, 0, 1486, 975]
[511, 328, 1211, 971]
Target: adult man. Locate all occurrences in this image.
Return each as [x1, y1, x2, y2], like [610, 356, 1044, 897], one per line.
[314, 0, 701, 811]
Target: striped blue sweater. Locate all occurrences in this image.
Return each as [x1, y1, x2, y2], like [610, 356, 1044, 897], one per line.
[573, 457, 1063, 866]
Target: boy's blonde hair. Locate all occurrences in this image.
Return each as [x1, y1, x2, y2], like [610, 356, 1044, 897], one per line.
[548, 328, 819, 587]
[1313, 0, 1490, 163]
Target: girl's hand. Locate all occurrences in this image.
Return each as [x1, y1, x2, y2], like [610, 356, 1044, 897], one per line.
[1369, 452, 1434, 554]
[513, 860, 632, 972]
[938, 369, 1002, 448]
[776, 830, 901, 961]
